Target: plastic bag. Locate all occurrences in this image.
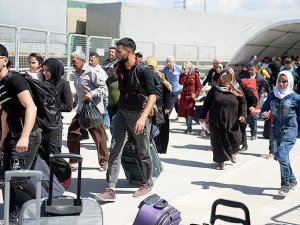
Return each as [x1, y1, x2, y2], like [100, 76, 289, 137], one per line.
[79, 100, 103, 129]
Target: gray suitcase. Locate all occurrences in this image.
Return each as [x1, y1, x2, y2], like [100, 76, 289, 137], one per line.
[4, 170, 43, 225]
[18, 153, 103, 225]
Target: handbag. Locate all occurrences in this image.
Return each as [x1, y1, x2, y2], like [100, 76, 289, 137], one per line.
[79, 100, 103, 129]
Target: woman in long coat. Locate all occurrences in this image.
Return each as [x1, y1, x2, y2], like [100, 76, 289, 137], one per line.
[199, 67, 247, 170]
[178, 62, 202, 134]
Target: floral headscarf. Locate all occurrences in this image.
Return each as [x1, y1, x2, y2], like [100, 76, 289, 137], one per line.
[215, 67, 243, 97]
[182, 61, 195, 75]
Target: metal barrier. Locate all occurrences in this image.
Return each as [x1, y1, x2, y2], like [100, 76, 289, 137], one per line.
[18, 27, 48, 72]
[0, 24, 218, 74]
[67, 34, 88, 80]
[154, 43, 176, 63]
[87, 36, 113, 64]
[0, 25, 18, 70]
[176, 44, 199, 66]
[199, 46, 217, 62]
[135, 41, 155, 59]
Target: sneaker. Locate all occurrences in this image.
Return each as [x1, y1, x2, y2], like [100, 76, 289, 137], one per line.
[184, 128, 192, 135]
[9, 210, 18, 223]
[231, 154, 237, 163]
[239, 145, 248, 152]
[278, 185, 290, 197]
[250, 135, 257, 140]
[95, 188, 116, 202]
[199, 130, 206, 137]
[289, 180, 298, 190]
[98, 165, 108, 171]
[133, 184, 152, 197]
[215, 162, 225, 170]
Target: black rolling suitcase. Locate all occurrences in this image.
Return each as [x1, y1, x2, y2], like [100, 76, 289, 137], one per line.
[15, 154, 65, 208]
[121, 135, 163, 184]
[202, 199, 251, 225]
[18, 153, 103, 225]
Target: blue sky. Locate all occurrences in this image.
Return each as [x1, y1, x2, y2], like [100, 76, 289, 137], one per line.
[77, 0, 299, 22]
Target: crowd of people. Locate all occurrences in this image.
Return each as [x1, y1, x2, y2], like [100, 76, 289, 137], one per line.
[0, 39, 300, 222]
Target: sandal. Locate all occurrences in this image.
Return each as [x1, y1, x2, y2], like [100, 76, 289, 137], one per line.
[215, 162, 225, 170]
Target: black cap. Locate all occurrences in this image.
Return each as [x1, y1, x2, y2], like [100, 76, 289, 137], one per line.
[0, 44, 8, 57]
[135, 52, 143, 57]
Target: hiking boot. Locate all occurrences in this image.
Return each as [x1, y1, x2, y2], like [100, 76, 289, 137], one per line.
[239, 145, 248, 152]
[289, 180, 298, 190]
[133, 184, 152, 197]
[278, 185, 290, 197]
[95, 188, 116, 202]
[9, 210, 18, 223]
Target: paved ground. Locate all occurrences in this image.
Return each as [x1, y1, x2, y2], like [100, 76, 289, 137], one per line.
[1, 110, 300, 225]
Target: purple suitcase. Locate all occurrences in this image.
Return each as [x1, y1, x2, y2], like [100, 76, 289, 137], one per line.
[133, 194, 181, 225]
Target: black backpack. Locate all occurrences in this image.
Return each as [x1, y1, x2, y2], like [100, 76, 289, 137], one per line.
[23, 72, 62, 130]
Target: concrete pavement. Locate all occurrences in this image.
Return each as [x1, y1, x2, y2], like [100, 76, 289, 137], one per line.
[1, 110, 300, 224]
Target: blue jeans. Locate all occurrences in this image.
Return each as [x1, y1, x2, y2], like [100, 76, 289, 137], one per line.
[185, 116, 193, 129]
[168, 91, 181, 115]
[248, 114, 257, 136]
[103, 98, 110, 128]
[272, 128, 297, 186]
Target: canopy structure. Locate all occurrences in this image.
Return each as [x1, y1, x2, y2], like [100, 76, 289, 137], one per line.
[229, 20, 300, 65]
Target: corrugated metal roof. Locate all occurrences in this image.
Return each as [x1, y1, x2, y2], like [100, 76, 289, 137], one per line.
[229, 20, 300, 65]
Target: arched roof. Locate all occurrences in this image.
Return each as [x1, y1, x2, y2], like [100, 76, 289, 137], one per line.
[229, 20, 300, 65]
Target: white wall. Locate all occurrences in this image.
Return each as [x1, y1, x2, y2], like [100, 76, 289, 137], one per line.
[0, 0, 67, 32]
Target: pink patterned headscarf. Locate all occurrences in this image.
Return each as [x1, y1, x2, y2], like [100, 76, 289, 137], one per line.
[182, 61, 195, 75]
[215, 67, 243, 97]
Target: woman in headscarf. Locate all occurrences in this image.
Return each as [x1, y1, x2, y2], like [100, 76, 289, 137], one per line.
[43, 58, 73, 112]
[199, 67, 247, 170]
[178, 61, 202, 134]
[146, 56, 172, 154]
[40, 58, 73, 184]
[261, 70, 300, 197]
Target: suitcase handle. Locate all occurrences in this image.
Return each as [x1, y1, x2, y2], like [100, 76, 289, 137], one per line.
[154, 199, 168, 210]
[210, 199, 251, 225]
[4, 170, 42, 225]
[139, 194, 161, 208]
[47, 154, 82, 209]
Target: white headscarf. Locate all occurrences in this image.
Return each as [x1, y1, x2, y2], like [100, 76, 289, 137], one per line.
[274, 70, 294, 99]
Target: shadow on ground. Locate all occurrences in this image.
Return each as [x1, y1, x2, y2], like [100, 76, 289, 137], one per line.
[161, 158, 214, 169]
[191, 181, 281, 199]
[172, 144, 210, 151]
[68, 178, 137, 198]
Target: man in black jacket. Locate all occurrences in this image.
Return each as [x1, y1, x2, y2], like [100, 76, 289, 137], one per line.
[95, 38, 156, 202]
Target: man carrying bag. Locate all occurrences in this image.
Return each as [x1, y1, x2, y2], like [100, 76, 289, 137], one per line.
[67, 50, 109, 171]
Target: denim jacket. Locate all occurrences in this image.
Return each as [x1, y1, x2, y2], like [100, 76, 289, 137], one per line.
[261, 92, 300, 135]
